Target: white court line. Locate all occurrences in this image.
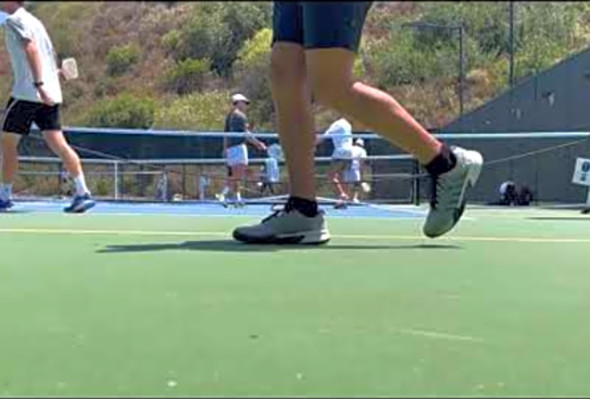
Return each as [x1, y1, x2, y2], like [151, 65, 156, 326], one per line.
[397, 328, 484, 343]
[0, 228, 589, 243]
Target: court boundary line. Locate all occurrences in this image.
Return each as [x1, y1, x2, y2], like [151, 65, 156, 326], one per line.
[0, 228, 588, 243]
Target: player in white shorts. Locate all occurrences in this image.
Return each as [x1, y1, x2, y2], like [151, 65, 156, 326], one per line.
[258, 143, 282, 195]
[344, 138, 368, 203]
[217, 93, 266, 206]
[316, 118, 354, 201]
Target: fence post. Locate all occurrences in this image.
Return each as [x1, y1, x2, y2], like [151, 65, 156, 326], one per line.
[114, 161, 120, 200]
[412, 160, 421, 206]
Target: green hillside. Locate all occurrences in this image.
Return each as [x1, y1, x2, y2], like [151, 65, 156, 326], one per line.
[2, 1, 590, 132]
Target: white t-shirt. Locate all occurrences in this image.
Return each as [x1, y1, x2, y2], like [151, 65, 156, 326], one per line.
[263, 158, 280, 183]
[349, 145, 367, 173]
[322, 118, 353, 150]
[4, 7, 62, 104]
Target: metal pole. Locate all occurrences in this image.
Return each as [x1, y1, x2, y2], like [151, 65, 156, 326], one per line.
[509, 1, 515, 88]
[114, 161, 120, 200]
[459, 25, 465, 117]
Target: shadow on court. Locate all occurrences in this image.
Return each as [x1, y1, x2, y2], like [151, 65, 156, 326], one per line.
[97, 240, 462, 254]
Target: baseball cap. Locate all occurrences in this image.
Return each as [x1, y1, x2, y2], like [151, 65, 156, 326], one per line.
[231, 93, 250, 104]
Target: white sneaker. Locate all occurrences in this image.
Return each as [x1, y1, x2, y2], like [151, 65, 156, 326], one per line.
[233, 209, 331, 245]
[423, 146, 483, 238]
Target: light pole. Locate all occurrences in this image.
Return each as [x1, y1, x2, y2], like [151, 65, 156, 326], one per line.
[402, 21, 466, 117]
[509, 1, 515, 88]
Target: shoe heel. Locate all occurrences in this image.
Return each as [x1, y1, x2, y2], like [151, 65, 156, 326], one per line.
[467, 152, 484, 185]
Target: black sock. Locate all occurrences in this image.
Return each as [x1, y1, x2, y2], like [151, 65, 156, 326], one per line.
[424, 144, 457, 176]
[285, 196, 318, 217]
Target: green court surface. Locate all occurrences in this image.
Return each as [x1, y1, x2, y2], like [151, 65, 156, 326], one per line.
[1, 206, 589, 396]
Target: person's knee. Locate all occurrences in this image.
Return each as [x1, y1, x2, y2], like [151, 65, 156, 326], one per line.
[1, 134, 20, 154]
[311, 72, 351, 108]
[308, 53, 354, 108]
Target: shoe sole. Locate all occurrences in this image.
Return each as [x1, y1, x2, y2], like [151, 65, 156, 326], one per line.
[424, 151, 483, 238]
[233, 229, 331, 245]
[64, 201, 96, 214]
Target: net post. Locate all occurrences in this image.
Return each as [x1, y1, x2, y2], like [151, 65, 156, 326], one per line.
[114, 160, 120, 200]
[412, 159, 421, 206]
[182, 164, 187, 199]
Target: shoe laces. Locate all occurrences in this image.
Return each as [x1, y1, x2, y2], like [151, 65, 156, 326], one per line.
[430, 173, 463, 211]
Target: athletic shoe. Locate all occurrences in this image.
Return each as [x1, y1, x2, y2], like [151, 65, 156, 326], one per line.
[233, 208, 331, 245]
[64, 193, 96, 213]
[423, 146, 483, 238]
[581, 208, 590, 215]
[0, 199, 14, 212]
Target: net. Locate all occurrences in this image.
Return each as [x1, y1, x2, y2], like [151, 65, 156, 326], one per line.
[9, 128, 590, 207]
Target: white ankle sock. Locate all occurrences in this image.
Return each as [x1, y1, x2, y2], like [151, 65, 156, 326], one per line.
[0, 184, 12, 201]
[73, 175, 90, 196]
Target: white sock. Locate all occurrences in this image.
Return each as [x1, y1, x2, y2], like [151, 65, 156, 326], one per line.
[221, 186, 230, 196]
[0, 184, 12, 201]
[73, 174, 90, 196]
[236, 192, 242, 202]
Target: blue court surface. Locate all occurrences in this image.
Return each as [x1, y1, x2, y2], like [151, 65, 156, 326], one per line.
[6, 199, 427, 219]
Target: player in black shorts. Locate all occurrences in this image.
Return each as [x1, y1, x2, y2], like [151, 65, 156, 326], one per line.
[232, 2, 484, 244]
[1, 1, 95, 213]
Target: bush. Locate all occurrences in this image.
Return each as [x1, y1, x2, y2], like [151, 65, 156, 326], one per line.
[164, 58, 211, 95]
[167, 2, 271, 76]
[153, 90, 231, 130]
[106, 44, 141, 77]
[234, 28, 274, 130]
[85, 93, 156, 129]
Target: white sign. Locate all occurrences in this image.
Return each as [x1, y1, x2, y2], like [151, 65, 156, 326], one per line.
[572, 158, 590, 186]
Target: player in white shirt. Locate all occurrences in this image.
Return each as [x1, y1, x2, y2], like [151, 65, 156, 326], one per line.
[259, 144, 282, 195]
[316, 118, 354, 201]
[0, 1, 94, 213]
[344, 138, 369, 203]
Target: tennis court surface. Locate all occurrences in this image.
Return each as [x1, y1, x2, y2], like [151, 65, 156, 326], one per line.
[1, 201, 589, 396]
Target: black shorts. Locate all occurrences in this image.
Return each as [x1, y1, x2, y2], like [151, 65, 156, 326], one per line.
[1, 97, 62, 136]
[272, 1, 372, 51]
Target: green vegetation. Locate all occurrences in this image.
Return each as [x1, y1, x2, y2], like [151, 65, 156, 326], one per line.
[2, 1, 590, 130]
[85, 93, 157, 129]
[106, 44, 141, 77]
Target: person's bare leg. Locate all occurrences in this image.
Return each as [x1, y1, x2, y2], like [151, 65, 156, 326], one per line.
[43, 130, 91, 200]
[327, 163, 348, 199]
[43, 130, 83, 177]
[306, 49, 442, 165]
[231, 164, 247, 201]
[271, 43, 316, 200]
[1, 132, 21, 186]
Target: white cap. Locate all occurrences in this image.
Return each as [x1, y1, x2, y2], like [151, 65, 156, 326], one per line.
[231, 93, 250, 104]
[355, 138, 365, 147]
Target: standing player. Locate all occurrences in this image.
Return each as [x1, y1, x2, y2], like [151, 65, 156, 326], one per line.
[0, 1, 95, 212]
[216, 93, 266, 206]
[233, 2, 483, 244]
[259, 143, 282, 196]
[316, 117, 354, 202]
[344, 138, 368, 203]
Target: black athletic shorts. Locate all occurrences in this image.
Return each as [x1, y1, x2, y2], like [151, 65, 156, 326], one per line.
[1, 97, 62, 136]
[272, 1, 372, 51]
